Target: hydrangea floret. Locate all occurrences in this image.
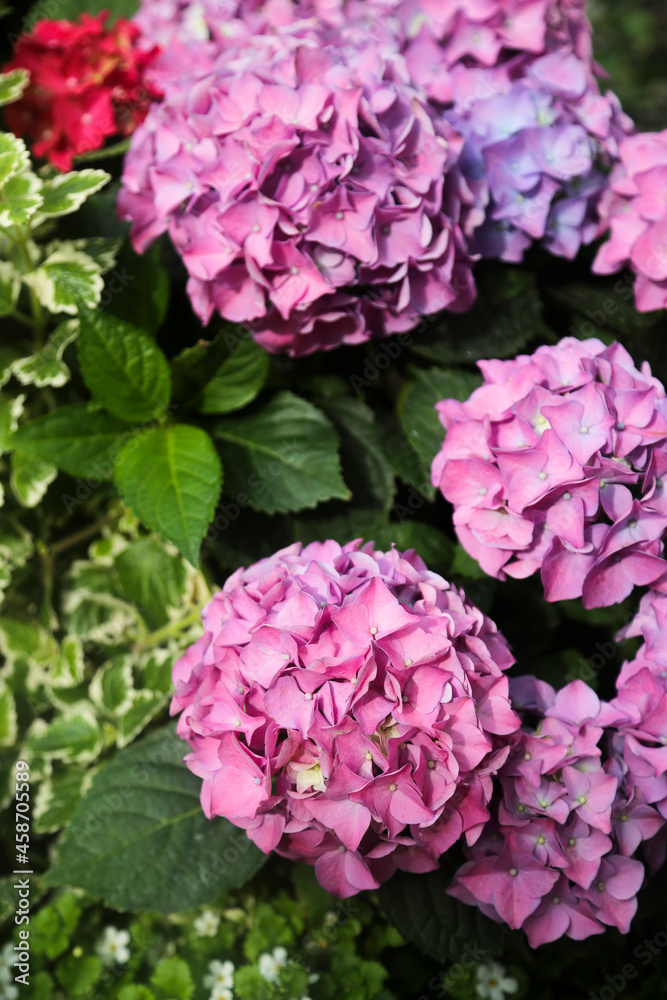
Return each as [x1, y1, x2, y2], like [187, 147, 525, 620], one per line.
[170, 539, 519, 897]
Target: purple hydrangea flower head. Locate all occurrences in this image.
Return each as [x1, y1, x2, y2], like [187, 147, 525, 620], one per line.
[449, 674, 665, 946]
[431, 337, 667, 607]
[169, 539, 519, 897]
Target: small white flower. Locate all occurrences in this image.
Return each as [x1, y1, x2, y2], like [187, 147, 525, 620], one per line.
[476, 961, 519, 1000]
[194, 909, 221, 937]
[204, 959, 235, 996]
[96, 926, 131, 965]
[0, 982, 18, 1000]
[0, 945, 14, 972]
[258, 946, 288, 983]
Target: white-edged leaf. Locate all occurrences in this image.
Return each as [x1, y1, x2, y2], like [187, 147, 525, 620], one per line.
[26, 706, 103, 763]
[23, 247, 103, 316]
[10, 450, 58, 508]
[0, 132, 30, 186]
[12, 320, 78, 388]
[0, 171, 43, 227]
[39, 169, 110, 218]
[116, 691, 167, 748]
[90, 655, 135, 717]
[0, 260, 21, 315]
[51, 635, 86, 689]
[0, 69, 29, 108]
[34, 767, 93, 834]
[0, 392, 25, 454]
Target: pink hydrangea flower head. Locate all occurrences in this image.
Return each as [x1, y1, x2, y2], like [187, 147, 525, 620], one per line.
[170, 539, 520, 897]
[121, 0, 633, 354]
[431, 337, 667, 607]
[593, 130, 667, 312]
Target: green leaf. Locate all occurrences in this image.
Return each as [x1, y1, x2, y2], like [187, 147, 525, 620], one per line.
[151, 958, 194, 1000]
[28, 0, 140, 21]
[39, 169, 110, 218]
[398, 367, 481, 491]
[371, 522, 454, 570]
[51, 635, 86, 689]
[115, 536, 189, 630]
[26, 709, 103, 763]
[56, 954, 102, 997]
[379, 868, 508, 963]
[0, 260, 20, 315]
[215, 391, 349, 515]
[12, 403, 126, 478]
[198, 336, 269, 414]
[78, 310, 171, 421]
[12, 320, 78, 388]
[170, 325, 242, 402]
[10, 450, 58, 508]
[106, 241, 169, 336]
[119, 988, 156, 1000]
[321, 396, 395, 513]
[115, 424, 222, 565]
[116, 690, 166, 747]
[71, 237, 121, 274]
[90, 654, 135, 716]
[0, 132, 30, 186]
[0, 682, 17, 746]
[23, 247, 102, 315]
[30, 892, 81, 959]
[34, 767, 90, 833]
[0, 171, 43, 227]
[410, 267, 550, 364]
[0, 68, 29, 107]
[0, 392, 25, 454]
[43, 725, 267, 913]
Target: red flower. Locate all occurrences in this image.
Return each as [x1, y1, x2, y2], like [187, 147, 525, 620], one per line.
[3, 12, 161, 171]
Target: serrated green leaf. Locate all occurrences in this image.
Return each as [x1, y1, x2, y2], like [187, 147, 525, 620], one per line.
[70, 237, 121, 274]
[115, 536, 189, 630]
[399, 367, 481, 493]
[321, 396, 395, 513]
[379, 868, 509, 963]
[215, 391, 349, 515]
[43, 724, 267, 912]
[0, 260, 20, 315]
[23, 247, 102, 315]
[78, 310, 171, 420]
[198, 336, 269, 414]
[0, 171, 43, 227]
[10, 450, 58, 507]
[12, 320, 78, 388]
[0, 68, 29, 107]
[39, 169, 110, 217]
[115, 425, 222, 565]
[12, 403, 126, 478]
[27, 709, 103, 763]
